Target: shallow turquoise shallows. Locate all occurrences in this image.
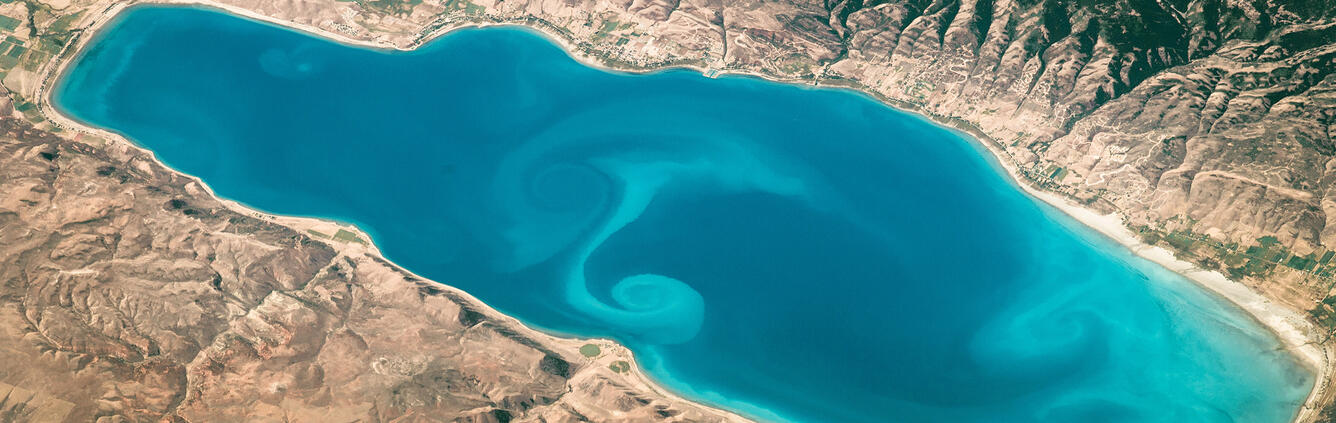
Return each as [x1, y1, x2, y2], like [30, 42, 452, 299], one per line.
[54, 6, 1313, 422]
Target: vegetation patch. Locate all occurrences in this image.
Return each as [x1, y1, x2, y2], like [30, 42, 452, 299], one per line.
[1134, 225, 1336, 305]
[0, 15, 19, 32]
[333, 228, 367, 244]
[578, 343, 601, 358]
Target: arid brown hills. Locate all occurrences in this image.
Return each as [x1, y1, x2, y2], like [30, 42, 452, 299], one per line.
[25, 0, 1333, 317]
[0, 0, 1333, 421]
[0, 117, 742, 421]
[423, 0, 1336, 315]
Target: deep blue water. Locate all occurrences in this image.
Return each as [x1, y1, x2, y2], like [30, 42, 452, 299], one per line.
[54, 6, 1313, 422]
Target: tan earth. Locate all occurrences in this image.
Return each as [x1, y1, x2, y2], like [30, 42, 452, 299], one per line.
[0, 118, 745, 421]
[1, 0, 1335, 421]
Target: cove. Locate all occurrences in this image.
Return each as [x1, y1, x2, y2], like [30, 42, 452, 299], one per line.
[53, 6, 1314, 422]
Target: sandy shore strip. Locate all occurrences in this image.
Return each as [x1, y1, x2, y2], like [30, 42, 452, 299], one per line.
[33, 2, 1334, 422]
[32, 3, 755, 422]
[959, 125, 1335, 423]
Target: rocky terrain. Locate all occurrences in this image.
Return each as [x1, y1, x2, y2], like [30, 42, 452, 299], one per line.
[0, 0, 1333, 420]
[11, 0, 1333, 317]
[0, 116, 742, 421]
[438, 0, 1336, 318]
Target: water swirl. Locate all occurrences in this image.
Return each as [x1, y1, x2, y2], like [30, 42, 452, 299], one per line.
[492, 122, 815, 344]
[258, 42, 324, 79]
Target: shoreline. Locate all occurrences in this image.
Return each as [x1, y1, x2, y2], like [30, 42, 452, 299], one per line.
[33, 2, 1332, 422]
[33, 3, 754, 423]
[959, 121, 1334, 422]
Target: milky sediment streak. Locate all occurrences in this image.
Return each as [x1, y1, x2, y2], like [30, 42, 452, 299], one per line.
[51, 7, 1315, 423]
[491, 110, 817, 343]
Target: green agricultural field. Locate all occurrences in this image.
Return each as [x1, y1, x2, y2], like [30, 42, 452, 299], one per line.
[1287, 254, 1318, 271]
[46, 11, 83, 33]
[332, 228, 366, 244]
[443, 0, 481, 14]
[579, 343, 601, 358]
[0, 42, 16, 68]
[38, 36, 65, 54]
[20, 50, 47, 71]
[0, 15, 20, 32]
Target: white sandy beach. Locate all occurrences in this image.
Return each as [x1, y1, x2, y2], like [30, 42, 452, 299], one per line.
[32, 2, 1333, 422]
[970, 134, 1333, 423]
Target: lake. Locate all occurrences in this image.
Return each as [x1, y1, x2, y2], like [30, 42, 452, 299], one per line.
[53, 6, 1313, 422]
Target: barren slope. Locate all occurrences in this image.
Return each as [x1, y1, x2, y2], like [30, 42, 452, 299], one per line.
[0, 118, 741, 422]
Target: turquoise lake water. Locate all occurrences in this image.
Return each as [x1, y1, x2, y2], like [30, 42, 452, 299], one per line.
[54, 6, 1314, 422]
